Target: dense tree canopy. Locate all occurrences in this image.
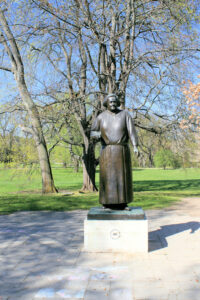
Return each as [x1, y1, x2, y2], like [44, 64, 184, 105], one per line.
[0, 0, 200, 190]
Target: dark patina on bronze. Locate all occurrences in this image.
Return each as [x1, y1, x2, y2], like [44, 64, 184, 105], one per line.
[91, 94, 138, 209]
[87, 207, 145, 220]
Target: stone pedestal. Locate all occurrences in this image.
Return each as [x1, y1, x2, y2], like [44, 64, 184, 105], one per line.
[84, 207, 148, 253]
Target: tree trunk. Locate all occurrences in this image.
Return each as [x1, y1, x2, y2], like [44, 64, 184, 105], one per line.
[74, 159, 79, 173]
[0, 10, 57, 194]
[63, 162, 67, 168]
[18, 83, 58, 193]
[149, 151, 154, 168]
[81, 143, 98, 192]
[36, 137, 57, 193]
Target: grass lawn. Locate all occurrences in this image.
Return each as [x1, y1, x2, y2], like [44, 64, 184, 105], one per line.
[0, 167, 200, 214]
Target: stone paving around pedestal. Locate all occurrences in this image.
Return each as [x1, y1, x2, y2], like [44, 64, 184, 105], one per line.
[0, 199, 199, 300]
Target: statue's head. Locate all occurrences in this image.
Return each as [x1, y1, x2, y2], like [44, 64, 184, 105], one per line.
[103, 94, 120, 112]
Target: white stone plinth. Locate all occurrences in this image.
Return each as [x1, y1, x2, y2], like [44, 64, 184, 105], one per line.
[84, 217, 148, 253]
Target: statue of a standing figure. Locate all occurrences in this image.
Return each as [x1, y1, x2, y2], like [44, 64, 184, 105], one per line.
[91, 94, 138, 210]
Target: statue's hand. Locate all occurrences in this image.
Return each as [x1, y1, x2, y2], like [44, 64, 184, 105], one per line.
[90, 131, 101, 139]
[134, 146, 140, 157]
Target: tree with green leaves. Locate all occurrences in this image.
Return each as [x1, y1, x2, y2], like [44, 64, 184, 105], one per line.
[1, 0, 199, 191]
[26, 0, 199, 189]
[154, 148, 182, 169]
[0, 7, 57, 193]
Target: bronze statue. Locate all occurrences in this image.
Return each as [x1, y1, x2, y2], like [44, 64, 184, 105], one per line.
[91, 94, 138, 210]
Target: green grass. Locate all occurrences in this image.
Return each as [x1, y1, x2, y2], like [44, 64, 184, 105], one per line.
[0, 167, 200, 214]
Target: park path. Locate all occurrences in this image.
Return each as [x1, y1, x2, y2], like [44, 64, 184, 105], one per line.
[0, 197, 199, 300]
[165, 197, 200, 217]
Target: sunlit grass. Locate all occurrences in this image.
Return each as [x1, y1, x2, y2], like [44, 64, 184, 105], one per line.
[0, 167, 200, 214]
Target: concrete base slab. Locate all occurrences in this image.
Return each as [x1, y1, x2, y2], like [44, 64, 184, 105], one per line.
[84, 208, 148, 253]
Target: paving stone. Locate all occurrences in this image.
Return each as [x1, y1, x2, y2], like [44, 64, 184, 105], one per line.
[57, 284, 86, 298]
[8, 289, 35, 300]
[149, 257, 178, 282]
[1, 268, 29, 283]
[0, 205, 199, 299]
[57, 289, 85, 299]
[22, 267, 90, 299]
[108, 283, 133, 300]
[0, 240, 13, 250]
[109, 288, 132, 300]
[0, 296, 8, 300]
[90, 271, 116, 281]
[34, 288, 56, 298]
[23, 274, 64, 290]
[167, 294, 178, 300]
[0, 283, 26, 299]
[132, 280, 168, 300]
[176, 288, 200, 300]
[75, 252, 98, 267]
[160, 281, 181, 294]
[149, 240, 163, 252]
[84, 280, 110, 300]
[130, 260, 155, 282]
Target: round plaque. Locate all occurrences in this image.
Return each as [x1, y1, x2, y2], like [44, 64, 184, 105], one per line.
[110, 229, 120, 240]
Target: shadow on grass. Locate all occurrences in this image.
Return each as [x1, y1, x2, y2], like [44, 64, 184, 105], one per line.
[1, 178, 200, 214]
[60, 179, 200, 193]
[133, 193, 181, 210]
[134, 179, 200, 192]
[94, 168, 143, 174]
[0, 192, 181, 214]
[0, 193, 99, 215]
[56, 185, 83, 191]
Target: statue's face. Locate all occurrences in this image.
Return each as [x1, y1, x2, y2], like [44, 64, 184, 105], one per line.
[107, 96, 118, 112]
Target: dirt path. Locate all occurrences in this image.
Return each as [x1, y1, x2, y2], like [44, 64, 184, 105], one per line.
[165, 197, 200, 217]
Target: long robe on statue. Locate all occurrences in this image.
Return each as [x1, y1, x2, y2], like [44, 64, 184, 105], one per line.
[91, 109, 138, 205]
